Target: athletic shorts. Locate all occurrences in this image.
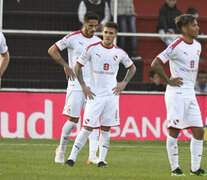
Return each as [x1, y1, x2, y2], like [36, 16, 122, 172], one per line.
[165, 93, 203, 129]
[83, 95, 120, 128]
[62, 89, 86, 118]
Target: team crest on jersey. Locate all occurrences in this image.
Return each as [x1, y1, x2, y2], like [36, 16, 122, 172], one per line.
[173, 119, 179, 125]
[113, 55, 118, 61]
[85, 119, 90, 124]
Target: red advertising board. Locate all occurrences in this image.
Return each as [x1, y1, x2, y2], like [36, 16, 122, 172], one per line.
[0, 92, 206, 140]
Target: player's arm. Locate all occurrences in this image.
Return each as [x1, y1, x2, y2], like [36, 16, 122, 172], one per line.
[113, 64, 136, 95]
[151, 58, 183, 86]
[48, 45, 75, 80]
[74, 63, 95, 99]
[0, 51, 10, 77]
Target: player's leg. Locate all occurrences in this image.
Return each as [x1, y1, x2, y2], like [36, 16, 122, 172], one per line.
[165, 93, 185, 176]
[97, 95, 120, 168]
[55, 90, 84, 163]
[88, 129, 99, 164]
[64, 97, 103, 166]
[187, 99, 207, 176]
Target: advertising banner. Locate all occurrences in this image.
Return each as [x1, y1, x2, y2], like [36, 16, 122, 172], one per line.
[0, 92, 206, 140]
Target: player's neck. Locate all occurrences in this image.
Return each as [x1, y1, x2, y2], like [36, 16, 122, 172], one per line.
[82, 29, 93, 38]
[101, 41, 113, 48]
[182, 35, 194, 44]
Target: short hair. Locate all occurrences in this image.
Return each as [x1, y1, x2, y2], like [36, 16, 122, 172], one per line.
[104, 22, 118, 31]
[187, 7, 198, 15]
[84, 11, 99, 22]
[149, 70, 156, 78]
[175, 14, 196, 33]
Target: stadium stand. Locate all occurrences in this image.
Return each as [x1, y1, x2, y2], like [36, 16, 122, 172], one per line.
[1, 0, 207, 90]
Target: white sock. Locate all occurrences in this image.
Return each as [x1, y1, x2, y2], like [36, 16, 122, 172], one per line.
[59, 120, 76, 153]
[68, 128, 91, 161]
[166, 134, 179, 171]
[190, 137, 203, 172]
[88, 129, 99, 159]
[98, 130, 110, 162]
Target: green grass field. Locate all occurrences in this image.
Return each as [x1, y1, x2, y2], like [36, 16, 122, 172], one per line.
[0, 138, 207, 180]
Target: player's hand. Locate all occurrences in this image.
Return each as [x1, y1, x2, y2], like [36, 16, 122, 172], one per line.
[112, 81, 127, 95]
[63, 65, 76, 81]
[168, 77, 183, 87]
[82, 85, 96, 100]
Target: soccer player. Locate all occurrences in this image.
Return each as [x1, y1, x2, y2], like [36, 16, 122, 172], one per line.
[64, 22, 136, 167]
[151, 14, 207, 176]
[48, 12, 101, 164]
[0, 32, 10, 79]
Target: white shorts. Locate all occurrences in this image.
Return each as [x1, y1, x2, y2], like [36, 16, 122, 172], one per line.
[165, 93, 203, 129]
[62, 89, 86, 118]
[83, 95, 120, 128]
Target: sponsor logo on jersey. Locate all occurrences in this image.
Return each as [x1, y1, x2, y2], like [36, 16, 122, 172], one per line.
[79, 41, 84, 46]
[96, 53, 101, 58]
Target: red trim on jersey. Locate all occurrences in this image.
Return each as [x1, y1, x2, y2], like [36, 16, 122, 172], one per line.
[101, 42, 114, 49]
[100, 124, 120, 128]
[83, 125, 100, 129]
[80, 30, 94, 39]
[86, 41, 102, 51]
[114, 45, 128, 55]
[63, 114, 80, 119]
[1, 50, 8, 55]
[66, 30, 81, 39]
[181, 38, 193, 45]
[77, 61, 84, 66]
[127, 63, 134, 69]
[54, 44, 61, 52]
[168, 125, 202, 130]
[156, 57, 165, 64]
[183, 126, 203, 130]
[171, 38, 183, 50]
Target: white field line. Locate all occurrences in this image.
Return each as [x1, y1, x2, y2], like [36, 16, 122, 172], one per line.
[0, 142, 191, 149]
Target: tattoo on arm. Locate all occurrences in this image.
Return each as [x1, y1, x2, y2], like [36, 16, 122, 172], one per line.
[75, 64, 86, 87]
[123, 65, 136, 83]
[151, 59, 170, 84]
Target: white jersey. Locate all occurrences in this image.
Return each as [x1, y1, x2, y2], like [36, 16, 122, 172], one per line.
[55, 30, 101, 90]
[157, 38, 201, 97]
[77, 42, 134, 96]
[0, 32, 8, 54]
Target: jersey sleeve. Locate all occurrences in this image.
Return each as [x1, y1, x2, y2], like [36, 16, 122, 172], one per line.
[121, 53, 134, 68]
[156, 45, 174, 64]
[55, 35, 73, 51]
[0, 33, 8, 54]
[77, 47, 91, 66]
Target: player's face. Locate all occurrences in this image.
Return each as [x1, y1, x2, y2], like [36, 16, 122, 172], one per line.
[183, 20, 199, 38]
[83, 19, 98, 37]
[102, 27, 117, 47]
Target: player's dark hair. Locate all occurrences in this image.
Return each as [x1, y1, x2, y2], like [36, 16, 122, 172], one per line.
[104, 22, 118, 31]
[84, 11, 99, 22]
[187, 7, 198, 15]
[175, 14, 196, 33]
